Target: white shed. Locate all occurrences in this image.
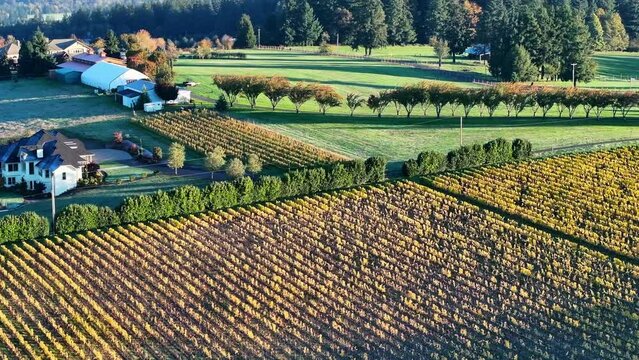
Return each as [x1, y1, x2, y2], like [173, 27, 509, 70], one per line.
[81, 62, 149, 92]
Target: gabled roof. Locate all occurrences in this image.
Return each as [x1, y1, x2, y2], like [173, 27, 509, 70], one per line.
[0, 42, 20, 57]
[0, 130, 91, 172]
[48, 38, 91, 53]
[57, 61, 92, 72]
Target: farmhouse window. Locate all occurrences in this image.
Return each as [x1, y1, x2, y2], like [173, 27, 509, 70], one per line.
[7, 164, 18, 172]
[6, 177, 15, 186]
[29, 162, 35, 175]
[62, 172, 67, 180]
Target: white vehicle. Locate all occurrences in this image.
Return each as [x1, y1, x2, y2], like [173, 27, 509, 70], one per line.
[144, 102, 163, 113]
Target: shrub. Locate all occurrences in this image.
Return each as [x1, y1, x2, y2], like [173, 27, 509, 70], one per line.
[153, 147, 163, 161]
[483, 138, 513, 164]
[365, 157, 388, 182]
[214, 95, 229, 111]
[56, 204, 120, 234]
[226, 158, 246, 179]
[0, 212, 49, 243]
[512, 139, 533, 160]
[246, 153, 263, 174]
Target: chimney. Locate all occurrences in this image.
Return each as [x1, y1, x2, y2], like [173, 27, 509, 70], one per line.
[37, 148, 44, 159]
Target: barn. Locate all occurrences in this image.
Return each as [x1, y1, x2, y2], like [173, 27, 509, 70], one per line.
[80, 62, 149, 92]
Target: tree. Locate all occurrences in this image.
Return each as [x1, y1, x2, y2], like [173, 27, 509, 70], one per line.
[153, 147, 163, 161]
[351, 0, 388, 56]
[367, 91, 391, 118]
[165, 39, 179, 68]
[215, 95, 230, 111]
[18, 28, 55, 76]
[241, 76, 268, 109]
[280, 0, 323, 46]
[617, 0, 639, 41]
[105, 29, 121, 58]
[246, 154, 263, 174]
[236, 14, 257, 49]
[346, 93, 366, 116]
[289, 82, 315, 113]
[384, 0, 416, 45]
[214, 75, 243, 106]
[507, 45, 538, 82]
[430, 36, 449, 68]
[602, 12, 630, 51]
[264, 77, 291, 110]
[226, 158, 245, 179]
[167, 142, 186, 175]
[205, 147, 226, 178]
[440, 0, 478, 63]
[196, 38, 213, 59]
[314, 85, 343, 114]
[558, 9, 597, 84]
[0, 56, 11, 78]
[587, 11, 605, 51]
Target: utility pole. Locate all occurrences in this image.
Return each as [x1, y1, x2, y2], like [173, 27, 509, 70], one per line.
[571, 63, 577, 88]
[336, 33, 340, 48]
[258, 28, 261, 48]
[51, 173, 56, 234]
[460, 116, 464, 147]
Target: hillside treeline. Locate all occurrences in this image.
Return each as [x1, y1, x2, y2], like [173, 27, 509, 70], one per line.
[1, 0, 638, 82]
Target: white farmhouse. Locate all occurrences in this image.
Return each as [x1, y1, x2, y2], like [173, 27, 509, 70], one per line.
[81, 62, 149, 92]
[0, 130, 94, 196]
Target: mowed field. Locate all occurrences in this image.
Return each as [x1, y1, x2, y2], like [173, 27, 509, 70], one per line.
[175, 49, 639, 161]
[0, 79, 129, 139]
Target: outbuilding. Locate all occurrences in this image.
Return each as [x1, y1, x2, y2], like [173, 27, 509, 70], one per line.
[81, 62, 149, 92]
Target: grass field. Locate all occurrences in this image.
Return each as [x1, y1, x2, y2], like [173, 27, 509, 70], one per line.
[175, 48, 639, 161]
[0, 79, 130, 139]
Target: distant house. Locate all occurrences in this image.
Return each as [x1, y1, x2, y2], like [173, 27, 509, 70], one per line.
[116, 80, 162, 108]
[48, 38, 93, 57]
[0, 41, 20, 63]
[0, 130, 94, 196]
[81, 62, 149, 92]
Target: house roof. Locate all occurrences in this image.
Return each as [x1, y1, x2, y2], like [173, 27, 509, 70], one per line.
[72, 53, 106, 64]
[117, 89, 143, 98]
[48, 38, 91, 53]
[0, 42, 20, 57]
[125, 80, 156, 93]
[0, 130, 91, 172]
[57, 61, 92, 72]
[81, 61, 149, 91]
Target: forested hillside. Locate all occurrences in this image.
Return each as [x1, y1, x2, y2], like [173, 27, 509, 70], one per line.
[0, 0, 152, 25]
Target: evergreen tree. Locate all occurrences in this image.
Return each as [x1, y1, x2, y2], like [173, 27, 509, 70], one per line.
[352, 0, 388, 56]
[480, 0, 510, 77]
[587, 11, 605, 51]
[236, 14, 257, 48]
[558, 7, 596, 84]
[507, 45, 538, 82]
[18, 28, 55, 76]
[617, 0, 639, 40]
[384, 0, 417, 45]
[0, 55, 11, 78]
[602, 12, 630, 51]
[297, 1, 323, 45]
[280, 0, 323, 46]
[105, 29, 120, 57]
[441, 0, 477, 63]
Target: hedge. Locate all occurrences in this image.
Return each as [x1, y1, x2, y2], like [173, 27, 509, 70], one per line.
[403, 138, 532, 177]
[0, 212, 49, 244]
[56, 157, 388, 234]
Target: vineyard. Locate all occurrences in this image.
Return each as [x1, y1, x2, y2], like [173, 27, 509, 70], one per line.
[140, 110, 347, 167]
[0, 181, 637, 358]
[433, 146, 639, 259]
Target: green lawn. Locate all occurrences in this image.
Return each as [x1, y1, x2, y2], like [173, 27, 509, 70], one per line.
[0, 78, 129, 139]
[176, 48, 639, 163]
[290, 44, 490, 76]
[0, 191, 23, 210]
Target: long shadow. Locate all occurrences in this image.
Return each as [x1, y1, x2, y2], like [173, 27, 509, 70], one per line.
[179, 62, 462, 82]
[237, 110, 639, 130]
